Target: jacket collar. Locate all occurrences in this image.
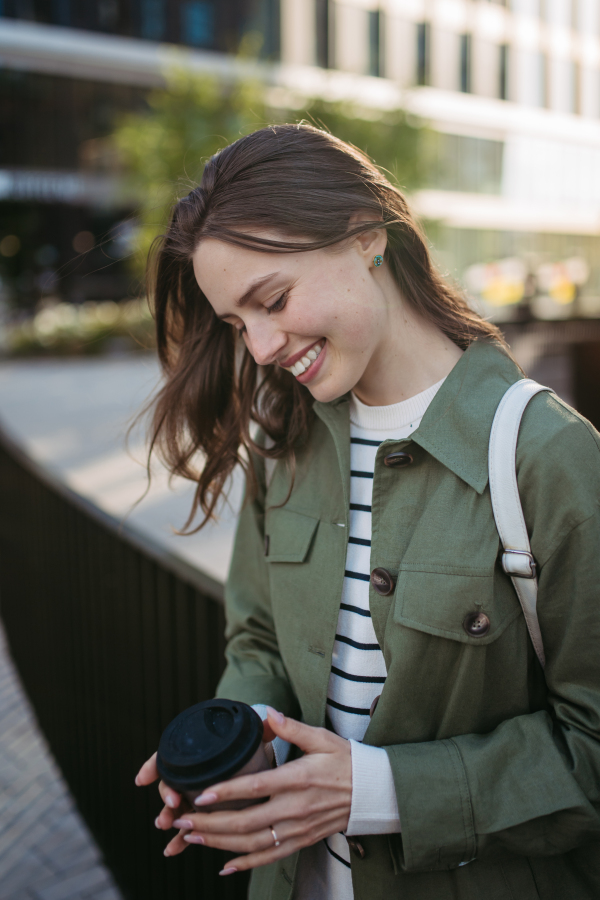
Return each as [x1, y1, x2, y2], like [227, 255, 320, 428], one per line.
[412, 341, 521, 494]
[314, 340, 522, 496]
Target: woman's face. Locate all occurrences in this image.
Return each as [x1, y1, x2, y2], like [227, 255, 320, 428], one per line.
[192, 228, 397, 404]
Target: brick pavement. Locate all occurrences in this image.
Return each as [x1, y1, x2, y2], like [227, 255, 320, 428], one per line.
[0, 621, 124, 900]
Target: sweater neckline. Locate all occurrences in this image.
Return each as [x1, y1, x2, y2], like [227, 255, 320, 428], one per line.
[349, 377, 446, 432]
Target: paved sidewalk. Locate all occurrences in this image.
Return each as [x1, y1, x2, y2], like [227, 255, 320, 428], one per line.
[0, 621, 123, 900]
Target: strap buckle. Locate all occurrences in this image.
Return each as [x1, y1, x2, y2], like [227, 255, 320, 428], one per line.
[502, 549, 537, 579]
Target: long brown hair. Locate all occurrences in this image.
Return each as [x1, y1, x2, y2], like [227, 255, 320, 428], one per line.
[147, 123, 504, 530]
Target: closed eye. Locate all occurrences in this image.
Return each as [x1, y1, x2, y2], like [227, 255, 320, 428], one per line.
[267, 291, 288, 314]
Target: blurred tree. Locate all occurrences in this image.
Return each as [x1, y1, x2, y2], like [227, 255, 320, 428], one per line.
[112, 62, 428, 278]
[113, 62, 267, 279]
[294, 98, 426, 193]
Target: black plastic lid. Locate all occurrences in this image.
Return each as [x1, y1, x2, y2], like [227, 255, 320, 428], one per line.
[156, 699, 263, 794]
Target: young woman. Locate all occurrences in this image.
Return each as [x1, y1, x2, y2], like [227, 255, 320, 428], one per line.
[136, 124, 600, 900]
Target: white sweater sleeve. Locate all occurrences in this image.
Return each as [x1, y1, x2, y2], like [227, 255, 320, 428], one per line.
[346, 740, 401, 835]
[252, 704, 291, 767]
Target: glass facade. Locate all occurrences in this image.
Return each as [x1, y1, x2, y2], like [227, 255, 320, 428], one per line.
[0, 0, 280, 56]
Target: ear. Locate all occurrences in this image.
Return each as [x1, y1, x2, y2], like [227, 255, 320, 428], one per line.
[348, 211, 387, 264]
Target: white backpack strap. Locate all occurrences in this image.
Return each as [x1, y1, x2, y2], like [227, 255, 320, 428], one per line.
[489, 379, 552, 669]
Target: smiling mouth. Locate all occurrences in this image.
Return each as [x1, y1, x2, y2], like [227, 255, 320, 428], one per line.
[283, 341, 324, 378]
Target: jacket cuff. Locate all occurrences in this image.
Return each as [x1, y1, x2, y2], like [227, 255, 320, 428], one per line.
[346, 740, 401, 835]
[385, 739, 476, 871]
[252, 704, 291, 767]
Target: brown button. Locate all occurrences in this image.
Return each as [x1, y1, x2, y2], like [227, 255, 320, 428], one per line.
[370, 568, 395, 596]
[384, 451, 413, 468]
[346, 837, 366, 859]
[463, 611, 491, 637]
[369, 695, 381, 718]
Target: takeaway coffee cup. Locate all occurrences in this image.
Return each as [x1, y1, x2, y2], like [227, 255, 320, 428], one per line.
[156, 698, 271, 812]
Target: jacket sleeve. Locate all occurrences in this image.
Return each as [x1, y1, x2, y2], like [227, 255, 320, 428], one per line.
[215, 454, 300, 717]
[384, 415, 600, 872]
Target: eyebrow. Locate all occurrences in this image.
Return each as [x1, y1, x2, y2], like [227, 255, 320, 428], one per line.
[217, 272, 280, 319]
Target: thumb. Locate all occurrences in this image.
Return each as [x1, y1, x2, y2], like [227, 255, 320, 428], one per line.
[266, 707, 334, 754]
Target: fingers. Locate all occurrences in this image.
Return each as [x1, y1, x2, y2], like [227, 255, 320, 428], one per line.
[135, 753, 182, 816]
[135, 752, 159, 786]
[264, 709, 340, 754]
[261, 718, 277, 744]
[158, 780, 183, 814]
[164, 827, 191, 857]
[173, 781, 350, 840]
[216, 811, 350, 875]
[183, 810, 341, 855]
[193, 747, 346, 809]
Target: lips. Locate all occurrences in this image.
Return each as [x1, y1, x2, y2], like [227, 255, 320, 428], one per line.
[282, 341, 324, 378]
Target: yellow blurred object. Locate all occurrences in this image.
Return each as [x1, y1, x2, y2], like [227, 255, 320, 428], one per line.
[549, 278, 576, 305]
[481, 278, 524, 307]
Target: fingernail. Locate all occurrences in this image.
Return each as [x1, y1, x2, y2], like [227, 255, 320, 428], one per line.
[134, 775, 141, 786]
[165, 796, 176, 808]
[266, 706, 284, 724]
[219, 867, 238, 876]
[194, 791, 218, 806]
[184, 834, 205, 844]
[154, 816, 162, 829]
[164, 848, 171, 857]
[173, 819, 194, 829]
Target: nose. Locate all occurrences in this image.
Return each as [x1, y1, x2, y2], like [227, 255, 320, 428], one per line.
[245, 320, 287, 367]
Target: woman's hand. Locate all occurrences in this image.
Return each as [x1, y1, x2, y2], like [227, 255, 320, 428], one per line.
[135, 714, 280, 840]
[143, 708, 352, 874]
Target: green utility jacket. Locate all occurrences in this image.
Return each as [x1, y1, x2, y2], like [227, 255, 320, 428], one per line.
[216, 340, 600, 900]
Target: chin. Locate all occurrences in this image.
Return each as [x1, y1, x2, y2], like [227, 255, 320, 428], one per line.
[307, 378, 352, 404]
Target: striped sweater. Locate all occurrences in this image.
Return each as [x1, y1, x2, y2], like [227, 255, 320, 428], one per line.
[292, 378, 445, 900]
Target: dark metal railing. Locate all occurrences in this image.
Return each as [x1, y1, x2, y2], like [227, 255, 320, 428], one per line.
[0, 429, 249, 900]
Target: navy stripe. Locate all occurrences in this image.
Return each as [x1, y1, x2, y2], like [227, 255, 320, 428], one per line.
[324, 839, 352, 868]
[344, 569, 370, 582]
[340, 602, 371, 617]
[327, 697, 370, 716]
[351, 437, 381, 447]
[335, 633, 380, 650]
[331, 666, 386, 684]
[351, 470, 373, 479]
[350, 503, 371, 512]
[348, 535, 371, 546]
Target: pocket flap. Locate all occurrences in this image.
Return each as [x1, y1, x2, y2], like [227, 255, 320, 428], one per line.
[393, 566, 520, 645]
[265, 508, 319, 563]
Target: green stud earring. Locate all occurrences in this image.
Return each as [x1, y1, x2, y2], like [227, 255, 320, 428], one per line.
[373, 254, 384, 267]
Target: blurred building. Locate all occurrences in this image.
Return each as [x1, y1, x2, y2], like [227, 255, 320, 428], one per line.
[0, 1, 278, 308]
[1, 1, 599, 325]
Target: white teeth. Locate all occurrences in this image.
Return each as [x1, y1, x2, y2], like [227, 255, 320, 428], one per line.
[286, 341, 325, 377]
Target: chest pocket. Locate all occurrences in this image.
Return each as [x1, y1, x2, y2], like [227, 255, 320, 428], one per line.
[264, 508, 319, 563]
[393, 564, 521, 645]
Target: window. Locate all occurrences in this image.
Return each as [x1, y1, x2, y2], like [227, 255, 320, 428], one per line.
[460, 33, 472, 93]
[181, 1, 215, 48]
[140, 0, 165, 41]
[369, 9, 382, 77]
[51, 0, 71, 26]
[416, 22, 430, 86]
[499, 43, 509, 99]
[316, 0, 331, 69]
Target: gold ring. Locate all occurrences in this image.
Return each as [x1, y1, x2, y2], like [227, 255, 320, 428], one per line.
[270, 826, 280, 848]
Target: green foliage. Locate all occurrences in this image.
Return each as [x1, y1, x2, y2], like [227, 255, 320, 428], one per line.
[113, 64, 267, 275]
[112, 63, 428, 276]
[290, 98, 427, 192]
